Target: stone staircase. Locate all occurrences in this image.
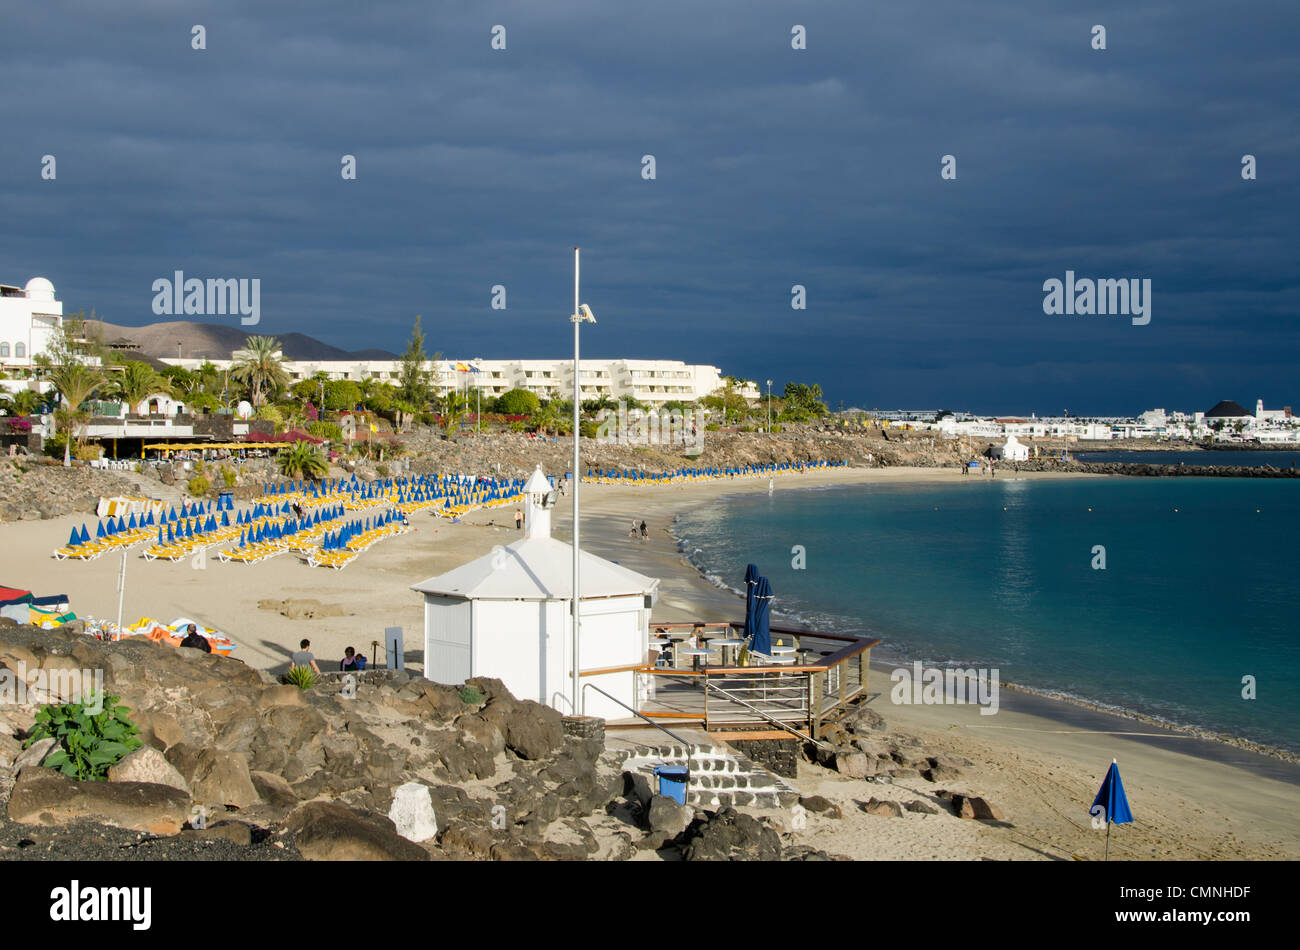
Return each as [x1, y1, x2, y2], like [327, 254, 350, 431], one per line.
[614, 742, 799, 810]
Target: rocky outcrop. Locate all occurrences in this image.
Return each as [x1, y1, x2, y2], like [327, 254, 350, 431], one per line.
[0, 459, 142, 521]
[282, 801, 429, 861]
[0, 623, 634, 861]
[8, 767, 191, 834]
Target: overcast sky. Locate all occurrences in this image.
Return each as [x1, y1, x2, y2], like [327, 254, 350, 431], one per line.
[3, 1, 1297, 415]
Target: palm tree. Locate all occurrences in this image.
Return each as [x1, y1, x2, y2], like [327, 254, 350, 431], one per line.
[114, 361, 170, 414]
[50, 363, 106, 465]
[531, 400, 560, 436]
[231, 336, 289, 408]
[8, 390, 44, 416]
[442, 393, 468, 436]
[277, 442, 328, 481]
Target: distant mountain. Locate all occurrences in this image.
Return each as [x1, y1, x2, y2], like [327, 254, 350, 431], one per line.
[82, 320, 396, 362]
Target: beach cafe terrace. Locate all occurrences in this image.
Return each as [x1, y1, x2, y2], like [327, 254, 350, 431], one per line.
[594, 621, 880, 743]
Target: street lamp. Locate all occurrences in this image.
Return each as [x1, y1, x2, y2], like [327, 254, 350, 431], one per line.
[570, 249, 595, 716]
[766, 379, 772, 432]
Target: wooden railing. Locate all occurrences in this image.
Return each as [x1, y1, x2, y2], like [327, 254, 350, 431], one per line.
[634, 622, 879, 739]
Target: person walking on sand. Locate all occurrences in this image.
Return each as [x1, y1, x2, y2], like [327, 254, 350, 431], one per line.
[639, 519, 648, 540]
[514, 507, 523, 530]
[628, 520, 639, 540]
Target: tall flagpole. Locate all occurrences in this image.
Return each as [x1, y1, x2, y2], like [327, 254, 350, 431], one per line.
[571, 247, 582, 715]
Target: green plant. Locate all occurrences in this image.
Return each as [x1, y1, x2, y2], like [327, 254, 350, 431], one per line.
[25, 694, 142, 781]
[459, 685, 484, 705]
[283, 665, 319, 690]
[306, 420, 343, 442]
[376, 463, 390, 477]
[220, 466, 237, 488]
[187, 475, 211, 496]
[277, 442, 328, 480]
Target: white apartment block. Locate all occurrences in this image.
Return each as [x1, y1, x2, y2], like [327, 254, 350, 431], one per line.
[161, 354, 759, 408]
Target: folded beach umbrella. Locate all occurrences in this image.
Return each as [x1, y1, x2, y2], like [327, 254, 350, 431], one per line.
[1090, 759, 1133, 860]
[221, 511, 230, 527]
[751, 576, 774, 655]
[127, 513, 137, 530]
[742, 563, 761, 641]
[157, 527, 163, 545]
[67, 527, 80, 548]
[167, 525, 175, 543]
[117, 516, 128, 533]
[79, 524, 90, 545]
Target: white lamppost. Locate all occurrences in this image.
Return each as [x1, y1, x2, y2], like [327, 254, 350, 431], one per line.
[766, 379, 772, 432]
[570, 248, 595, 715]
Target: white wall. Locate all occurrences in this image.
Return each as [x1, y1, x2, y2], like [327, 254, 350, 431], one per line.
[421, 593, 646, 720]
[424, 596, 471, 686]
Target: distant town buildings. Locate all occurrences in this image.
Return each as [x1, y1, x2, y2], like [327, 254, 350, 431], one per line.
[915, 400, 1297, 445]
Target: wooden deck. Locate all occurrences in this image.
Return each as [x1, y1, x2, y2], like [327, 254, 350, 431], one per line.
[598, 622, 880, 740]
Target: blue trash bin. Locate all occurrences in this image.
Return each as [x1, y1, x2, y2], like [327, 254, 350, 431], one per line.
[653, 765, 690, 805]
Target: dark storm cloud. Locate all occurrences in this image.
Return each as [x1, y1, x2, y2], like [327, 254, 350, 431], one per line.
[2, 0, 1296, 414]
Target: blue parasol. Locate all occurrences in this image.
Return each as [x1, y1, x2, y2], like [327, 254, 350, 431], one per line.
[752, 575, 773, 655]
[1089, 759, 1133, 860]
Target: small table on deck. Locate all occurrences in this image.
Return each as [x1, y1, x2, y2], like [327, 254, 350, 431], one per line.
[677, 647, 714, 675]
[712, 637, 745, 666]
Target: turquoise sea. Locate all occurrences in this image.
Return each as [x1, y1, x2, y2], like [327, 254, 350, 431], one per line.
[675, 477, 1300, 756]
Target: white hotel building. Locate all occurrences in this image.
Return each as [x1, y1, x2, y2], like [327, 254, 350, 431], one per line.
[162, 354, 759, 408]
[0, 277, 63, 383]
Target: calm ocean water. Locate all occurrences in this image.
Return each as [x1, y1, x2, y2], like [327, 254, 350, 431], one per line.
[676, 477, 1300, 755]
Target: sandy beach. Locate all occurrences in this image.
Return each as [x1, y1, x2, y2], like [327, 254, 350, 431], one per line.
[4, 464, 1298, 860]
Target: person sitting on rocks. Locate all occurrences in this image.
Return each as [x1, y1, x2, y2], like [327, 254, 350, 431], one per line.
[180, 623, 211, 653]
[340, 646, 367, 672]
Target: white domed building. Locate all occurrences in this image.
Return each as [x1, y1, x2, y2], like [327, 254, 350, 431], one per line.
[0, 276, 64, 371]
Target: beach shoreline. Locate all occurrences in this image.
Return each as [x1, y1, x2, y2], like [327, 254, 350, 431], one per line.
[4, 463, 1298, 859]
[642, 469, 1300, 771]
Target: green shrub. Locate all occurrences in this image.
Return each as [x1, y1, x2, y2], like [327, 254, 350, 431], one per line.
[187, 475, 211, 496]
[220, 466, 237, 488]
[376, 463, 390, 477]
[508, 420, 526, 433]
[459, 685, 484, 706]
[43, 432, 69, 459]
[283, 665, 319, 690]
[25, 694, 142, 781]
[306, 420, 343, 442]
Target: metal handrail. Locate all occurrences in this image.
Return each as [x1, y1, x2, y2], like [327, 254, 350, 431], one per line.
[705, 681, 828, 750]
[582, 681, 693, 747]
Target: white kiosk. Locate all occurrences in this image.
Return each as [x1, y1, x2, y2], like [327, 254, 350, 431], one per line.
[411, 465, 659, 720]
